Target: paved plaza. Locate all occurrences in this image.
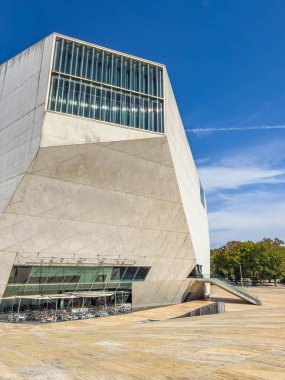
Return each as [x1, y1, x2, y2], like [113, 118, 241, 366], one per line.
[0, 286, 284, 379]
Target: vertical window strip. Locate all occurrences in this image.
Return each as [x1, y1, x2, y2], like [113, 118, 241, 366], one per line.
[90, 48, 95, 80]
[58, 39, 65, 73]
[48, 76, 56, 110]
[49, 75, 164, 132]
[59, 77, 65, 113]
[66, 78, 71, 114]
[80, 45, 85, 78]
[53, 38, 163, 98]
[53, 39, 60, 71]
[100, 50, 104, 82]
[120, 56, 123, 88]
[62, 41, 68, 73]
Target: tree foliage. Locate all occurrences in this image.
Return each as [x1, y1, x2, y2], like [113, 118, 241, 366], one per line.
[211, 238, 285, 285]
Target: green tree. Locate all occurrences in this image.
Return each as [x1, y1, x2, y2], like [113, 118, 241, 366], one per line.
[211, 237, 285, 285]
[240, 241, 260, 285]
[211, 241, 243, 281]
[255, 238, 285, 285]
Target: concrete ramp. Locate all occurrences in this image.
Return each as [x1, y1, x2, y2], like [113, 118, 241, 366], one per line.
[193, 278, 262, 306]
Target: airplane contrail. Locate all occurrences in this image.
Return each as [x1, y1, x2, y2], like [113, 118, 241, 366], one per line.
[186, 125, 285, 134]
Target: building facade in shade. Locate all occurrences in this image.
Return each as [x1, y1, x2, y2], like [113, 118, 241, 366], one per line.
[0, 33, 210, 310]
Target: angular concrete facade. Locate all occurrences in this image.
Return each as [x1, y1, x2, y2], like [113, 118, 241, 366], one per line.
[0, 34, 210, 308]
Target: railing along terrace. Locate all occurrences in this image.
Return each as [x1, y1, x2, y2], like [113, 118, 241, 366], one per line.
[14, 253, 136, 267]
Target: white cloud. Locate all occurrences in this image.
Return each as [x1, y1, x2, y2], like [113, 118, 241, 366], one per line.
[197, 139, 285, 247]
[199, 165, 285, 192]
[187, 124, 285, 135]
[197, 139, 285, 192]
[209, 191, 285, 247]
[195, 157, 210, 165]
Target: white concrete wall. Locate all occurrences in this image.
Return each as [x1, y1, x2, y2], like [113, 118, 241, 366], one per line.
[41, 111, 160, 146]
[164, 68, 210, 274]
[0, 138, 196, 304]
[0, 34, 54, 216]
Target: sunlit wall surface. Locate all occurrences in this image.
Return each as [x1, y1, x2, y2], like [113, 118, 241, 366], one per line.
[48, 37, 164, 133]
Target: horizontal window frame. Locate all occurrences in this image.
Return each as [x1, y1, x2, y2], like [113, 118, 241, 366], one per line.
[53, 37, 164, 98]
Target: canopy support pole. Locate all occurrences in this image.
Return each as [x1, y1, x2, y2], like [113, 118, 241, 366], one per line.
[54, 299, 58, 323]
[17, 298, 22, 318]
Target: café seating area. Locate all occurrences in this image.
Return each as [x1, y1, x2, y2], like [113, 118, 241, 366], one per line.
[6, 303, 132, 324]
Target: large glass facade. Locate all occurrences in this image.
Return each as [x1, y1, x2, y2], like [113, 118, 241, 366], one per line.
[53, 38, 163, 97]
[3, 265, 150, 298]
[48, 37, 164, 133]
[48, 75, 164, 132]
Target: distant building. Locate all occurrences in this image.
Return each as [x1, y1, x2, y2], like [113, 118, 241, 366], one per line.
[0, 34, 210, 310]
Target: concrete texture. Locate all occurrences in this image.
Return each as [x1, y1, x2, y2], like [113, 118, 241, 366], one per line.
[0, 34, 53, 216]
[41, 111, 161, 146]
[0, 137, 197, 306]
[0, 286, 284, 379]
[164, 69, 210, 274]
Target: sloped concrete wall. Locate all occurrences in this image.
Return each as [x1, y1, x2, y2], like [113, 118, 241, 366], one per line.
[164, 69, 210, 274]
[0, 34, 54, 216]
[41, 111, 161, 146]
[0, 137, 196, 305]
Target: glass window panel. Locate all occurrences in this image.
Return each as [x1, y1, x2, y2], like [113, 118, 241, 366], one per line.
[80, 45, 86, 78]
[122, 267, 138, 281]
[48, 76, 57, 110]
[96, 51, 102, 82]
[158, 67, 163, 97]
[48, 74, 164, 133]
[53, 39, 61, 71]
[153, 100, 158, 132]
[200, 181, 206, 208]
[111, 267, 127, 281]
[53, 38, 163, 97]
[95, 274, 107, 282]
[91, 283, 106, 291]
[8, 266, 32, 284]
[105, 283, 119, 291]
[134, 267, 150, 281]
[118, 282, 132, 290]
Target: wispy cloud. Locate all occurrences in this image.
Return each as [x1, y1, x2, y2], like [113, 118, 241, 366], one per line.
[195, 158, 210, 165]
[199, 166, 285, 192]
[209, 191, 285, 247]
[197, 139, 285, 247]
[197, 139, 285, 192]
[187, 124, 285, 135]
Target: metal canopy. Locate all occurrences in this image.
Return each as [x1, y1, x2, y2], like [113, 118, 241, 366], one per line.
[0, 294, 78, 300]
[67, 291, 115, 298]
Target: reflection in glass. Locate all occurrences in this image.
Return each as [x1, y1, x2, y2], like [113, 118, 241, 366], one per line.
[53, 38, 163, 97]
[48, 75, 164, 133]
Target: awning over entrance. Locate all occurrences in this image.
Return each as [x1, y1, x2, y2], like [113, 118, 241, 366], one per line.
[0, 291, 125, 301]
[0, 294, 78, 300]
[67, 291, 115, 298]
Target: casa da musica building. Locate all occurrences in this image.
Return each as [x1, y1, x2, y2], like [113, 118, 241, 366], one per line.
[0, 34, 210, 310]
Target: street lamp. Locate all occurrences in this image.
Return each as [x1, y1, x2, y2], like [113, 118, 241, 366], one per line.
[239, 263, 244, 287]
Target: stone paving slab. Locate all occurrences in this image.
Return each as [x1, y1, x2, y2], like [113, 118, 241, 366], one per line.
[0, 286, 284, 379]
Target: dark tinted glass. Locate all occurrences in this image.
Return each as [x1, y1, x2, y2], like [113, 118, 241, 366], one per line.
[134, 267, 150, 281]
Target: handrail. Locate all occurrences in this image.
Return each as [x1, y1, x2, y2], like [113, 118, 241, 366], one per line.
[190, 274, 262, 305]
[213, 278, 261, 303]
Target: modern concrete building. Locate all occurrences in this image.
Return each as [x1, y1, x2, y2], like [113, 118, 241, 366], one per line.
[0, 33, 210, 310]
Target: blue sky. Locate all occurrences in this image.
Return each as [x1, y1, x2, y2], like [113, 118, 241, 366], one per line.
[1, 0, 285, 247]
